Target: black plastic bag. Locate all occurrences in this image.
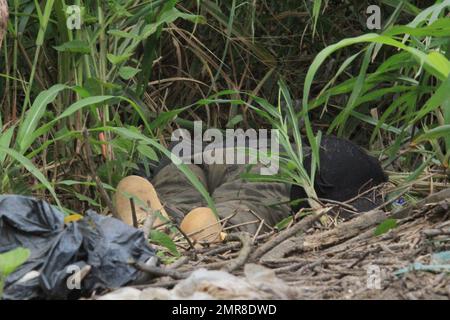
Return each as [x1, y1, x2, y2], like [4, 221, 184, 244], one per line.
[0, 195, 156, 300]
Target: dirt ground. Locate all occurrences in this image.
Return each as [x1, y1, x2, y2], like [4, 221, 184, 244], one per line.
[98, 188, 450, 300]
[270, 211, 450, 299]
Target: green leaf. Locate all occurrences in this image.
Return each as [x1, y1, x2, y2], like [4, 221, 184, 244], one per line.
[118, 66, 141, 80]
[107, 53, 133, 65]
[0, 247, 30, 277]
[31, 95, 115, 143]
[137, 144, 158, 161]
[412, 75, 450, 123]
[303, 34, 449, 120]
[274, 216, 293, 231]
[0, 126, 16, 164]
[54, 40, 91, 54]
[74, 192, 100, 207]
[17, 84, 67, 153]
[312, 0, 322, 36]
[108, 29, 140, 39]
[35, 0, 55, 46]
[443, 98, 450, 153]
[57, 180, 114, 191]
[0, 146, 61, 208]
[331, 44, 375, 135]
[226, 115, 243, 128]
[150, 230, 179, 257]
[374, 219, 398, 236]
[413, 125, 450, 143]
[426, 51, 450, 77]
[140, 8, 205, 40]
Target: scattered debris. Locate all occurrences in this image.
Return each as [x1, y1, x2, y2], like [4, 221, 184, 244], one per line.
[3, 187, 450, 300]
[111, 187, 450, 300]
[98, 264, 299, 300]
[0, 195, 156, 300]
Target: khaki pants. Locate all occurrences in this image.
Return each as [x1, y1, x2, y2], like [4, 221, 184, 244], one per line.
[151, 163, 291, 234]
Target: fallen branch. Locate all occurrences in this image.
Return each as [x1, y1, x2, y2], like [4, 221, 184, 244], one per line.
[133, 261, 189, 280]
[198, 242, 241, 256]
[422, 227, 450, 237]
[167, 256, 191, 270]
[260, 209, 386, 261]
[222, 232, 253, 273]
[260, 190, 450, 262]
[172, 224, 197, 253]
[250, 208, 328, 261]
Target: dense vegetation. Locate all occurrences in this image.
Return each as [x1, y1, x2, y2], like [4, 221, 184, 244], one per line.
[0, 0, 449, 215]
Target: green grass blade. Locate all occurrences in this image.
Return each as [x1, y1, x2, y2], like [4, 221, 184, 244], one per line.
[17, 84, 67, 153]
[0, 146, 61, 208]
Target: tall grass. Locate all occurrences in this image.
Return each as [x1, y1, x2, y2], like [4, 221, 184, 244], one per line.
[0, 0, 448, 214]
[0, 0, 214, 212]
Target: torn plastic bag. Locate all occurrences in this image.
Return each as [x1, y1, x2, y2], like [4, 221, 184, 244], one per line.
[0, 195, 156, 300]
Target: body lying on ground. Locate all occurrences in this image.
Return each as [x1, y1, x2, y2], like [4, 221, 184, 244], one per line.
[114, 135, 387, 243]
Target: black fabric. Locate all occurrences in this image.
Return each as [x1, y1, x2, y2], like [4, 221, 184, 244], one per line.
[0, 195, 155, 300]
[290, 136, 387, 214]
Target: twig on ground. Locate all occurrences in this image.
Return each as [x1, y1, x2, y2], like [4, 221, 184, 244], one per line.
[167, 256, 191, 270]
[422, 227, 450, 237]
[248, 210, 274, 231]
[130, 198, 138, 228]
[198, 243, 241, 256]
[252, 220, 265, 244]
[133, 261, 189, 280]
[172, 224, 197, 253]
[142, 205, 157, 239]
[131, 280, 179, 290]
[342, 184, 384, 205]
[273, 262, 306, 274]
[260, 209, 386, 261]
[319, 198, 358, 212]
[297, 258, 325, 274]
[250, 208, 329, 261]
[222, 232, 253, 273]
[348, 250, 370, 268]
[223, 219, 259, 231]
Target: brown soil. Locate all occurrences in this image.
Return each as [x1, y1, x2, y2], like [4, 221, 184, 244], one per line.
[129, 188, 450, 300]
